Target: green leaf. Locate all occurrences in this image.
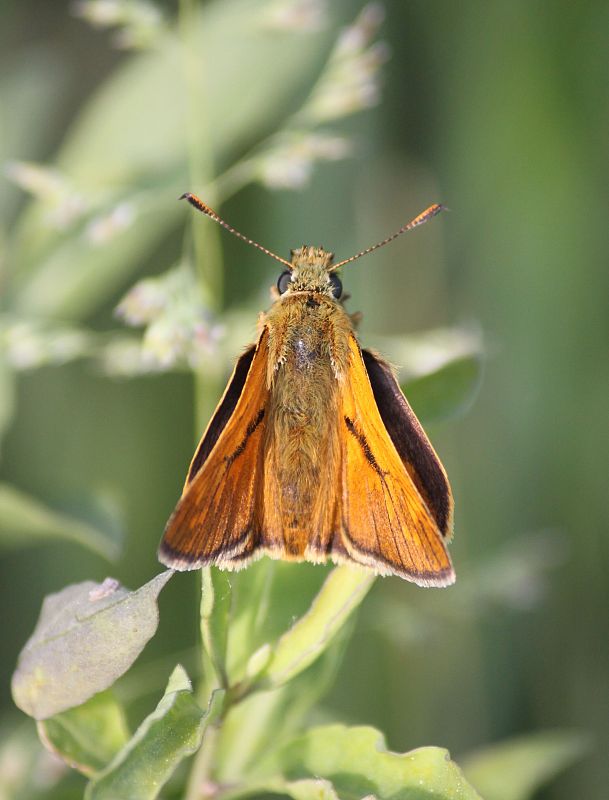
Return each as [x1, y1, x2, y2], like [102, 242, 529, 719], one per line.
[10, 0, 336, 320]
[0, 483, 122, 559]
[225, 559, 281, 680]
[404, 354, 483, 424]
[201, 566, 232, 688]
[267, 724, 482, 800]
[254, 566, 374, 692]
[461, 730, 590, 800]
[37, 691, 130, 777]
[0, 49, 71, 218]
[11, 571, 173, 720]
[85, 667, 224, 800]
[370, 328, 483, 423]
[13, 189, 184, 321]
[56, 6, 328, 185]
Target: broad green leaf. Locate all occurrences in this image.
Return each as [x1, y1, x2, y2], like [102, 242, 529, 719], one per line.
[0, 483, 121, 559]
[38, 691, 130, 777]
[11, 0, 337, 319]
[13, 188, 185, 320]
[225, 559, 281, 680]
[370, 328, 483, 423]
[12, 571, 173, 720]
[404, 354, 483, 423]
[85, 667, 223, 800]
[57, 2, 332, 185]
[0, 48, 71, 220]
[201, 566, 232, 688]
[461, 730, 589, 800]
[267, 724, 482, 800]
[254, 566, 374, 692]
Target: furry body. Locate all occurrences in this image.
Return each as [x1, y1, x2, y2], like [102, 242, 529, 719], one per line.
[159, 244, 455, 585]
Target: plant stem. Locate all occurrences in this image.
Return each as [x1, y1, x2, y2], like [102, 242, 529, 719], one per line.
[178, 0, 223, 311]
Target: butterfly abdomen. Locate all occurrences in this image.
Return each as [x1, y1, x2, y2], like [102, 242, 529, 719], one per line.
[261, 296, 349, 556]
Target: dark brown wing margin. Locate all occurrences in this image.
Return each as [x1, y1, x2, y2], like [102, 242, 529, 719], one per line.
[362, 349, 453, 538]
[186, 344, 257, 485]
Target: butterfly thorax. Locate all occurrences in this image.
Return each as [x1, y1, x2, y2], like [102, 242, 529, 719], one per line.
[261, 286, 353, 555]
[264, 288, 352, 383]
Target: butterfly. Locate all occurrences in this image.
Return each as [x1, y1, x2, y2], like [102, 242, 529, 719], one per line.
[158, 194, 454, 586]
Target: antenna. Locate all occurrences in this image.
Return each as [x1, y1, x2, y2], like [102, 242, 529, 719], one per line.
[330, 203, 446, 271]
[181, 193, 293, 269]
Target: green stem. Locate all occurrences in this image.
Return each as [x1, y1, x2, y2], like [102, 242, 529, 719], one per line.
[200, 566, 231, 691]
[179, 0, 223, 311]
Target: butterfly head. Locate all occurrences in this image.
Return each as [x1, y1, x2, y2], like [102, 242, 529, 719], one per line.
[277, 246, 343, 299]
[180, 193, 444, 303]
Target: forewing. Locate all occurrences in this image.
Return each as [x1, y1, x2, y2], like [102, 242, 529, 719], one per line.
[339, 336, 454, 586]
[185, 343, 256, 486]
[362, 348, 453, 537]
[158, 330, 270, 570]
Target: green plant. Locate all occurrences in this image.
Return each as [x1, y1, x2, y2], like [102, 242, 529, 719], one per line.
[2, 2, 587, 799]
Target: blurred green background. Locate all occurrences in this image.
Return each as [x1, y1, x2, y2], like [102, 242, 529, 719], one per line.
[1, 1, 608, 798]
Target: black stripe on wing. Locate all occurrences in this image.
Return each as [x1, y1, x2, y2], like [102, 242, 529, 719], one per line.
[186, 344, 257, 484]
[362, 349, 453, 537]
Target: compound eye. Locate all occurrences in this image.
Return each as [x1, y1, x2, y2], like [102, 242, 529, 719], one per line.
[328, 273, 343, 299]
[277, 270, 292, 294]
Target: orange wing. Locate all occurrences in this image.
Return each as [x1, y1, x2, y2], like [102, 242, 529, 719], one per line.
[158, 329, 270, 570]
[337, 335, 454, 586]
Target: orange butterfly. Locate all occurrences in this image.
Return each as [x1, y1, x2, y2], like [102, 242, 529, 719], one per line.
[158, 194, 454, 586]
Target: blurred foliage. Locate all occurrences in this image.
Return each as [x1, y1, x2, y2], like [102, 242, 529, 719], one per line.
[1, 0, 608, 798]
[461, 731, 591, 800]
